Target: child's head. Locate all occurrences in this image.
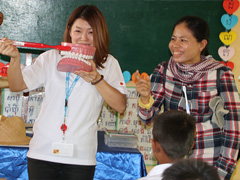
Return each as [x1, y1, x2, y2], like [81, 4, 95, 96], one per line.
[162, 158, 221, 180]
[152, 110, 196, 162]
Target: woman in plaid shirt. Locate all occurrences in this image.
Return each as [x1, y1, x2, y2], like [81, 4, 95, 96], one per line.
[135, 16, 240, 180]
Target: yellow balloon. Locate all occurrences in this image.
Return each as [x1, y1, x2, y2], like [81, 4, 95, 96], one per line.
[219, 31, 237, 46]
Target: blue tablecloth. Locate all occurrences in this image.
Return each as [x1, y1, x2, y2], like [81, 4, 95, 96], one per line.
[0, 131, 147, 180]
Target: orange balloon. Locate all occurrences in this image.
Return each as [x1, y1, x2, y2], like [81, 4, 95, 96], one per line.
[132, 72, 140, 84]
[140, 72, 148, 80]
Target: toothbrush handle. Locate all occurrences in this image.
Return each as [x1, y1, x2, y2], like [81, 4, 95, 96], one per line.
[14, 41, 71, 51]
[0, 39, 71, 51]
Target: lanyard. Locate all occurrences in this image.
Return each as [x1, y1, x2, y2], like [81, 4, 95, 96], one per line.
[61, 72, 80, 140]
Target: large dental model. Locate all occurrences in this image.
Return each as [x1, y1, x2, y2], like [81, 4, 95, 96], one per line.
[57, 42, 96, 72]
[0, 40, 96, 73]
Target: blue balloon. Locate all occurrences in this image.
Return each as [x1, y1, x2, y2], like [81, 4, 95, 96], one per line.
[123, 71, 131, 83]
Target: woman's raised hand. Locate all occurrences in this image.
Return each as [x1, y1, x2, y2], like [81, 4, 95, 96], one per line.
[74, 60, 101, 84]
[0, 37, 20, 60]
[135, 70, 151, 104]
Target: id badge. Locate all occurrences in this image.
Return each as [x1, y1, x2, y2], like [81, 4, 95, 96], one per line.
[52, 141, 74, 157]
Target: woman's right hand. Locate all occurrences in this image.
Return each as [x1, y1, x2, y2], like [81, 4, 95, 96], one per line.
[0, 37, 20, 60]
[135, 70, 151, 104]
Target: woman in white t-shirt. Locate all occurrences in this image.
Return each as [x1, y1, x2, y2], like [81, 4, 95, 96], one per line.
[0, 5, 127, 180]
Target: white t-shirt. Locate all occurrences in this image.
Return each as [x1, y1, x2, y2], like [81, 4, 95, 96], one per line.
[138, 163, 172, 180]
[23, 49, 127, 165]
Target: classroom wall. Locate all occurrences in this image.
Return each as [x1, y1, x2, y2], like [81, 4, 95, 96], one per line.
[232, 5, 240, 95]
[0, 0, 225, 75]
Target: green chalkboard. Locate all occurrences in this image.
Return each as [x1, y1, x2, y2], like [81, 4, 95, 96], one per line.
[0, 0, 225, 75]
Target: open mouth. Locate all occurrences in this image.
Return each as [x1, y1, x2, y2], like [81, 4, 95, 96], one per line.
[57, 42, 96, 72]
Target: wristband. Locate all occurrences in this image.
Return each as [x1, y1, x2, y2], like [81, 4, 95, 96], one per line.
[91, 75, 104, 85]
[138, 95, 154, 109]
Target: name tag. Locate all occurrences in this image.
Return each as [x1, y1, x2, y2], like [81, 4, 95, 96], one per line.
[52, 141, 74, 157]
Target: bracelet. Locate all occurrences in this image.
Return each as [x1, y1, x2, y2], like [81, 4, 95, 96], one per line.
[138, 95, 154, 109]
[91, 75, 104, 85]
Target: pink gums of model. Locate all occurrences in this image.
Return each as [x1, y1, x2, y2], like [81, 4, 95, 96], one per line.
[57, 42, 96, 72]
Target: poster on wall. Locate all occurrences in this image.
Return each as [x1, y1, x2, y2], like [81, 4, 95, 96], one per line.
[97, 85, 157, 166]
[98, 101, 118, 131]
[117, 86, 157, 166]
[26, 91, 45, 124]
[1, 88, 23, 117]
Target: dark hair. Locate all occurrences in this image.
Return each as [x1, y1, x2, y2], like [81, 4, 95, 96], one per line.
[162, 158, 221, 180]
[63, 5, 109, 69]
[173, 16, 209, 56]
[152, 110, 196, 160]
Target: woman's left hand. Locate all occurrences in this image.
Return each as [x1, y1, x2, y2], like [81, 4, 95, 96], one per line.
[73, 60, 101, 83]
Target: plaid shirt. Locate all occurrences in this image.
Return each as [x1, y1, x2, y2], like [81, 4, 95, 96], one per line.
[138, 62, 240, 180]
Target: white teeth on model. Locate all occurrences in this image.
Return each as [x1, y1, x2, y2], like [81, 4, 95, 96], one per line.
[60, 51, 93, 65]
[82, 59, 91, 65]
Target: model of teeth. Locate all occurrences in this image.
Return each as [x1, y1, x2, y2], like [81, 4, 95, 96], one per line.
[57, 42, 96, 72]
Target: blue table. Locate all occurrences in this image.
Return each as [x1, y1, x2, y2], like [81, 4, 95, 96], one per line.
[0, 131, 147, 180]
